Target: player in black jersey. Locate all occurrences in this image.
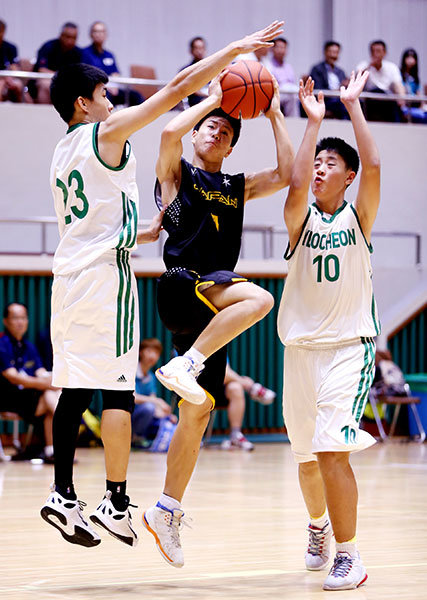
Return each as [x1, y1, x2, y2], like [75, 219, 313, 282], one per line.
[143, 72, 294, 567]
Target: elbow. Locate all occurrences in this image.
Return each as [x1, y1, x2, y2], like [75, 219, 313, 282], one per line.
[160, 126, 180, 145]
[364, 158, 381, 175]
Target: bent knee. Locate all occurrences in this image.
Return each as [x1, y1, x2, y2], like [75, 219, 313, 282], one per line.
[252, 289, 274, 319]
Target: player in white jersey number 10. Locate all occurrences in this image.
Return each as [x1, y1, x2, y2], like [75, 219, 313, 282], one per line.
[278, 71, 380, 591]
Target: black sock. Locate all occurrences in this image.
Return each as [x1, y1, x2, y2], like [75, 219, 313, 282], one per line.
[106, 479, 128, 511]
[55, 482, 77, 501]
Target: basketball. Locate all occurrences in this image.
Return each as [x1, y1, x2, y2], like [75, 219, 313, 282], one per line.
[220, 60, 274, 119]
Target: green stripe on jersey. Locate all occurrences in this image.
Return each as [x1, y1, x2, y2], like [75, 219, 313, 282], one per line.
[353, 337, 376, 421]
[371, 293, 381, 335]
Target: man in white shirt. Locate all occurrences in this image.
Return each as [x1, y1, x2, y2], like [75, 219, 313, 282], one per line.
[356, 40, 405, 122]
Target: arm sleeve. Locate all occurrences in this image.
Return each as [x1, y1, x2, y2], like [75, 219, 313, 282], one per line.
[0, 341, 14, 372]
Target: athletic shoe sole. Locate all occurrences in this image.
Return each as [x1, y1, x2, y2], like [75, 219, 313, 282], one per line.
[323, 572, 368, 591]
[40, 506, 101, 548]
[155, 369, 206, 405]
[89, 514, 137, 547]
[142, 510, 183, 568]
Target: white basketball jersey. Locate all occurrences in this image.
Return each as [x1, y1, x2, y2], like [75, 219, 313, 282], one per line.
[277, 201, 380, 346]
[50, 122, 139, 275]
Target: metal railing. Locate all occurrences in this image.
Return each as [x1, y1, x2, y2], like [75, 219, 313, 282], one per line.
[0, 217, 421, 266]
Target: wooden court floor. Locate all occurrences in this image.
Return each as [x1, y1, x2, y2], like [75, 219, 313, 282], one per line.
[1, 441, 427, 600]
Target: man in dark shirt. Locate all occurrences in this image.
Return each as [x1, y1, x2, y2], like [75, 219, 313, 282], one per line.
[81, 21, 143, 107]
[309, 41, 348, 119]
[0, 303, 59, 460]
[179, 36, 208, 107]
[31, 22, 82, 103]
[0, 20, 24, 102]
[143, 70, 293, 567]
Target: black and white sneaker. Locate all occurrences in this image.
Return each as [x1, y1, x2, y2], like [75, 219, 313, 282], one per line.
[40, 486, 101, 547]
[90, 490, 138, 547]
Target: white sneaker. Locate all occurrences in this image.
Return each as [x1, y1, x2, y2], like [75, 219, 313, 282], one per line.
[156, 356, 206, 405]
[143, 502, 190, 568]
[323, 551, 368, 590]
[40, 487, 101, 547]
[89, 490, 138, 547]
[249, 383, 276, 405]
[305, 521, 333, 570]
[221, 433, 254, 451]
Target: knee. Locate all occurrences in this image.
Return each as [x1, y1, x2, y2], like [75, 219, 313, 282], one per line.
[180, 401, 211, 431]
[317, 451, 349, 471]
[299, 460, 319, 477]
[251, 289, 274, 320]
[225, 381, 244, 400]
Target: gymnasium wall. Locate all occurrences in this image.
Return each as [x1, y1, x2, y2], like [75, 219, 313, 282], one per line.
[1, 0, 427, 84]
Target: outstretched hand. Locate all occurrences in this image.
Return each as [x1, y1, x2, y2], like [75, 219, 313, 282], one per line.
[137, 208, 165, 244]
[264, 76, 281, 118]
[340, 70, 369, 105]
[298, 77, 325, 122]
[208, 71, 227, 106]
[238, 20, 284, 53]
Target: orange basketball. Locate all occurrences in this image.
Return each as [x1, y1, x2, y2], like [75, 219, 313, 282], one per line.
[220, 60, 274, 119]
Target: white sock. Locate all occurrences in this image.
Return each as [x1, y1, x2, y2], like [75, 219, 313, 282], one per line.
[158, 493, 181, 511]
[309, 510, 329, 529]
[44, 445, 54, 457]
[336, 540, 357, 558]
[183, 347, 207, 366]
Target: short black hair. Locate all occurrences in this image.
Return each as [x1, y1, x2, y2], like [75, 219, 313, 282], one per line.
[62, 22, 78, 30]
[315, 137, 359, 175]
[50, 63, 108, 123]
[370, 40, 387, 53]
[190, 36, 205, 50]
[193, 108, 241, 147]
[3, 302, 28, 318]
[324, 40, 341, 51]
[274, 37, 288, 45]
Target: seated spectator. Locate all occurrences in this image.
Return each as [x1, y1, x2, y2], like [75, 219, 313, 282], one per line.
[266, 37, 296, 116]
[0, 19, 24, 102]
[179, 36, 208, 107]
[0, 303, 60, 462]
[81, 21, 143, 107]
[309, 41, 348, 119]
[30, 22, 82, 103]
[220, 364, 276, 451]
[356, 40, 405, 122]
[132, 338, 176, 448]
[400, 48, 427, 124]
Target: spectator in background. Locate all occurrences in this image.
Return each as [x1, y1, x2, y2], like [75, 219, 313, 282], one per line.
[219, 364, 276, 451]
[266, 37, 296, 116]
[234, 46, 269, 65]
[31, 22, 82, 103]
[356, 40, 405, 122]
[81, 21, 143, 107]
[0, 19, 24, 102]
[309, 41, 348, 119]
[399, 48, 427, 124]
[132, 338, 176, 447]
[179, 36, 208, 107]
[0, 303, 60, 462]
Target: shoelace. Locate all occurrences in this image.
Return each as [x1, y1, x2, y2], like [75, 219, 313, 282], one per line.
[307, 524, 329, 555]
[329, 554, 353, 578]
[77, 500, 87, 511]
[164, 511, 192, 546]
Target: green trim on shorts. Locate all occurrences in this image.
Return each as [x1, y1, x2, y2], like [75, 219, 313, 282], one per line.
[116, 249, 125, 357]
[353, 337, 376, 422]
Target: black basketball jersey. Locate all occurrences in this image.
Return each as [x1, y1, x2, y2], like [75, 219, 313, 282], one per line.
[155, 158, 245, 274]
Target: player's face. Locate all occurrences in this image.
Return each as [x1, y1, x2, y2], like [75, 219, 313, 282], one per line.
[84, 83, 113, 121]
[193, 117, 233, 160]
[3, 304, 28, 340]
[311, 150, 354, 199]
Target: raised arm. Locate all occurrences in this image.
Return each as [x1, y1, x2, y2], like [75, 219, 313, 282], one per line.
[284, 78, 324, 248]
[155, 72, 226, 207]
[98, 21, 283, 156]
[341, 70, 380, 241]
[244, 78, 294, 202]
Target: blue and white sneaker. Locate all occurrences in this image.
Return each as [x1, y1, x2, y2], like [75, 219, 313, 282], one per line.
[143, 502, 191, 568]
[90, 490, 138, 547]
[40, 486, 101, 547]
[156, 356, 205, 405]
[305, 521, 333, 570]
[323, 551, 368, 590]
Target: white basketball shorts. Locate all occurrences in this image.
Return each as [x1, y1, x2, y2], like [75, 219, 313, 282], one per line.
[283, 338, 377, 463]
[51, 249, 139, 390]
